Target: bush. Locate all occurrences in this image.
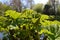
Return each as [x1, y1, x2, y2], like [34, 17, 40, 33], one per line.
[0, 10, 60, 40]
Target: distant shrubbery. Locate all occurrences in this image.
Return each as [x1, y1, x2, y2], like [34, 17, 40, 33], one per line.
[32, 4, 43, 13]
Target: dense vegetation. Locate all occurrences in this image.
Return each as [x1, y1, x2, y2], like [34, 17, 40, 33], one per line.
[0, 0, 60, 40]
[0, 10, 60, 40]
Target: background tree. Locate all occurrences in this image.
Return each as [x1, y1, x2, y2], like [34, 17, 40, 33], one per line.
[0, 2, 12, 16]
[32, 3, 43, 13]
[57, 5, 60, 15]
[10, 0, 22, 12]
[26, 0, 34, 9]
[43, 0, 59, 15]
[43, 4, 53, 15]
[22, 0, 34, 9]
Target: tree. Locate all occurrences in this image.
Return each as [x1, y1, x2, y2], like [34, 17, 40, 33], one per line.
[43, 4, 52, 15]
[57, 5, 60, 15]
[28, 0, 34, 9]
[43, 0, 59, 15]
[24, 0, 34, 9]
[0, 2, 12, 16]
[10, 0, 22, 12]
[32, 3, 43, 13]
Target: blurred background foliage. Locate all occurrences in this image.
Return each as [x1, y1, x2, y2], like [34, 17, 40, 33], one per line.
[32, 3, 44, 13]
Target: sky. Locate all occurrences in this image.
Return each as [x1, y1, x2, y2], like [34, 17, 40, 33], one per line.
[0, 0, 48, 5]
[34, 0, 48, 4]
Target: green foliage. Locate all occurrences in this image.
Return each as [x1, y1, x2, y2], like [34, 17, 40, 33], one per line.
[0, 10, 60, 40]
[0, 10, 41, 40]
[5, 10, 21, 19]
[40, 15, 60, 40]
[0, 2, 12, 16]
[40, 29, 54, 35]
[43, 3, 60, 15]
[46, 25, 60, 40]
[57, 5, 60, 15]
[32, 4, 43, 13]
